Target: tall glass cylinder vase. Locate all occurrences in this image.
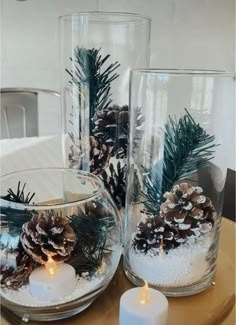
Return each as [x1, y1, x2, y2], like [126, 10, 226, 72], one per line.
[60, 12, 151, 212]
[124, 69, 235, 296]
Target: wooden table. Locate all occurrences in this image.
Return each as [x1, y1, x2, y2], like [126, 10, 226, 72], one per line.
[1, 218, 235, 325]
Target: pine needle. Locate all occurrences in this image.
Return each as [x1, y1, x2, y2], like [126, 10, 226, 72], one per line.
[142, 109, 218, 214]
[1, 182, 35, 232]
[66, 47, 120, 133]
[67, 209, 115, 275]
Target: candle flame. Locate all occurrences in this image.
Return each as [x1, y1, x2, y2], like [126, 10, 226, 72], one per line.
[45, 256, 57, 276]
[138, 281, 150, 305]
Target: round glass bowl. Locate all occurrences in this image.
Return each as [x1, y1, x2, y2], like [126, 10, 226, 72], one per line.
[0, 168, 122, 321]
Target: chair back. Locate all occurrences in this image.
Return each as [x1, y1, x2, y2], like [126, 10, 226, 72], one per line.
[0, 88, 60, 139]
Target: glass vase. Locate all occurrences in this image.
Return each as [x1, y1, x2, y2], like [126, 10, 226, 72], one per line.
[60, 12, 151, 211]
[0, 168, 122, 321]
[124, 69, 235, 296]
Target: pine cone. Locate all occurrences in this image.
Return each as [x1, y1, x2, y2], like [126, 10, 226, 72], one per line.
[69, 136, 111, 175]
[101, 161, 127, 209]
[132, 183, 216, 254]
[160, 182, 216, 243]
[1, 253, 37, 289]
[92, 105, 129, 158]
[132, 215, 178, 253]
[20, 211, 76, 264]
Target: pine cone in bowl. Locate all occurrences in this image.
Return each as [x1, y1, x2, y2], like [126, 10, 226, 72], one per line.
[1, 253, 37, 289]
[20, 211, 76, 264]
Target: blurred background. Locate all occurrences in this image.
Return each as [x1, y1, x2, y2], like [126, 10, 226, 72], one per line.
[1, 0, 234, 87]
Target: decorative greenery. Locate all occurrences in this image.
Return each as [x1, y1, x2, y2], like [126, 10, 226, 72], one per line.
[66, 47, 120, 132]
[0, 182, 34, 232]
[68, 207, 115, 275]
[1, 182, 116, 285]
[1, 182, 35, 204]
[141, 109, 218, 215]
[1, 208, 32, 233]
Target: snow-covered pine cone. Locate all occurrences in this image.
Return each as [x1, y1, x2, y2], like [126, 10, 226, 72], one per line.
[1, 254, 37, 289]
[92, 105, 129, 159]
[101, 160, 127, 210]
[20, 211, 76, 264]
[68, 135, 111, 175]
[160, 182, 216, 243]
[132, 215, 178, 253]
[132, 182, 216, 254]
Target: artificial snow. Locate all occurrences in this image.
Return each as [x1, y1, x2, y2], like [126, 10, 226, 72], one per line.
[1, 274, 106, 307]
[129, 234, 212, 287]
[1, 243, 121, 308]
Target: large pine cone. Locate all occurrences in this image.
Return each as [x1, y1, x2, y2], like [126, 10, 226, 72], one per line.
[69, 136, 111, 175]
[160, 182, 216, 243]
[92, 105, 129, 159]
[20, 211, 76, 264]
[101, 161, 126, 209]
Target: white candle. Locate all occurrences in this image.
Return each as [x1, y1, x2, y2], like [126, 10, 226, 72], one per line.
[119, 282, 168, 325]
[29, 257, 76, 301]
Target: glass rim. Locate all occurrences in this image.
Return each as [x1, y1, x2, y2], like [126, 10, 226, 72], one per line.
[59, 11, 151, 23]
[0, 168, 105, 209]
[131, 68, 235, 77]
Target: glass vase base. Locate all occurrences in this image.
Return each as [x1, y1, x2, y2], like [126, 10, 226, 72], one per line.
[12, 302, 93, 322]
[123, 264, 216, 297]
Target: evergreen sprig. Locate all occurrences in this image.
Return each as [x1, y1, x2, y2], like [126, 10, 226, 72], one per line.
[0, 182, 34, 232]
[68, 210, 115, 274]
[1, 181, 35, 204]
[142, 109, 218, 214]
[66, 47, 120, 132]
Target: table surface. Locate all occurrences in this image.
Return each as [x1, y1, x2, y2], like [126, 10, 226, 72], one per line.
[1, 218, 235, 325]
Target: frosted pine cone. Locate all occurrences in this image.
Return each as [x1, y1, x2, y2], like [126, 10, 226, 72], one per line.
[69, 136, 110, 175]
[160, 182, 216, 243]
[20, 211, 76, 264]
[1, 253, 37, 289]
[132, 183, 216, 254]
[132, 215, 178, 253]
[92, 105, 129, 158]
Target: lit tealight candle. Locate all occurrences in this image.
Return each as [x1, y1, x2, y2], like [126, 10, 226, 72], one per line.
[29, 256, 76, 301]
[119, 282, 168, 325]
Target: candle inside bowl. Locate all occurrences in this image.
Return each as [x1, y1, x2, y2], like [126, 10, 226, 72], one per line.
[29, 257, 76, 301]
[119, 282, 168, 325]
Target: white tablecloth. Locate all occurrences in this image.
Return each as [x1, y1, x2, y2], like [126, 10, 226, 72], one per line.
[0, 135, 68, 176]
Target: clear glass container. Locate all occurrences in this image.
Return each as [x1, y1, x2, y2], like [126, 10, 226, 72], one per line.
[60, 12, 151, 211]
[0, 168, 122, 321]
[124, 69, 235, 296]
